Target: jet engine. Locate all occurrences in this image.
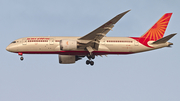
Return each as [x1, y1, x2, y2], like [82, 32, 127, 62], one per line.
[60, 39, 77, 50]
[59, 55, 84, 64]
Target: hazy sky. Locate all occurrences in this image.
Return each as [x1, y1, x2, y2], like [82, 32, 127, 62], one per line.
[0, 0, 180, 101]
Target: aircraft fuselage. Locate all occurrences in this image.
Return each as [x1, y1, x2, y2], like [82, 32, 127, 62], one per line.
[6, 36, 170, 56]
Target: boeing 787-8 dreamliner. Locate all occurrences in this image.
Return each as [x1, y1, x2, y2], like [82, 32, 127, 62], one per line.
[6, 10, 176, 66]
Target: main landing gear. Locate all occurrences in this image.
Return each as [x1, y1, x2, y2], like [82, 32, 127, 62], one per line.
[86, 54, 95, 66]
[86, 60, 94, 66]
[18, 52, 24, 61]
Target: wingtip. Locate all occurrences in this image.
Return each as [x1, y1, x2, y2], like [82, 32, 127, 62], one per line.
[121, 9, 131, 14]
[125, 9, 131, 12]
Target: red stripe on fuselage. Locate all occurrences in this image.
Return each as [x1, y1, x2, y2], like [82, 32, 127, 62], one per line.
[15, 51, 134, 55]
[130, 37, 153, 48]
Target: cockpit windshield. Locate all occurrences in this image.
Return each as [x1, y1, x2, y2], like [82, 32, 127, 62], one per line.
[11, 41, 16, 43]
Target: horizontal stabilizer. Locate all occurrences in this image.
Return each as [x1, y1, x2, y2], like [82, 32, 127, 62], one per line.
[152, 33, 177, 44]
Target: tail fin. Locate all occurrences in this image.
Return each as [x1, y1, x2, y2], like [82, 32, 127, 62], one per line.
[140, 13, 172, 41]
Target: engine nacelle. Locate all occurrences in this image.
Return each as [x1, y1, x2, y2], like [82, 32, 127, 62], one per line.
[59, 55, 84, 64]
[60, 39, 77, 50]
[59, 55, 75, 64]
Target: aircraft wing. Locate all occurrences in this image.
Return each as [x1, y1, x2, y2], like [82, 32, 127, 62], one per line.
[78, 10, 130, 42]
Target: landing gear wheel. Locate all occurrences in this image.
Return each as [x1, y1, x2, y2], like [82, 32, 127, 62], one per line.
[87, 54, 95, 59]
[90, 61, 94, 66]
[91, 55, 95, 59]
[86, 60, 90, 65]
[20, 57, 24, 61]
[87, 54, 91, 59]
[86, 53, 95, 66]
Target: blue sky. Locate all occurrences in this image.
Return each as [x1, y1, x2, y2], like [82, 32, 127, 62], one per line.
[0, 0, 180, 101]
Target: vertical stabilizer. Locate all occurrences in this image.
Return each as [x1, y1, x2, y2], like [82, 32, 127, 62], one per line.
[140, 13, 172, 41]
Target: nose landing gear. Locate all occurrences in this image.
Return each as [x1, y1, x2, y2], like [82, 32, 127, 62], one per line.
[20, 56, 24, 61]
[18, 52, 24, 61]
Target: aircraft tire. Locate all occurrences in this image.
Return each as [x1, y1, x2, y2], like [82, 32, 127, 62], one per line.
[86, 60, 90, 65]
[91, 55, 95, 59]
[87, 54, 91, 59]
[90, 61, 94, 66]
[20, 57, 24, 61]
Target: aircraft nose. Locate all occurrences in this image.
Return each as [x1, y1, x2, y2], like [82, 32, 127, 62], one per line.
[6, 46, 10, 51]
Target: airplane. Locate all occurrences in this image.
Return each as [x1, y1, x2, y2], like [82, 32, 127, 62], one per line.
[6, 10, 176, 66]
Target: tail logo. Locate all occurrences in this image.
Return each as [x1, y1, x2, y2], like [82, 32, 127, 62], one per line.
[141, 13, 172, 41]
[131, 13, 172, 48]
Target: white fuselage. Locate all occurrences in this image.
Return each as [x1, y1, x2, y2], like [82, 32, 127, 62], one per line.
[6, 36, 170, 56]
